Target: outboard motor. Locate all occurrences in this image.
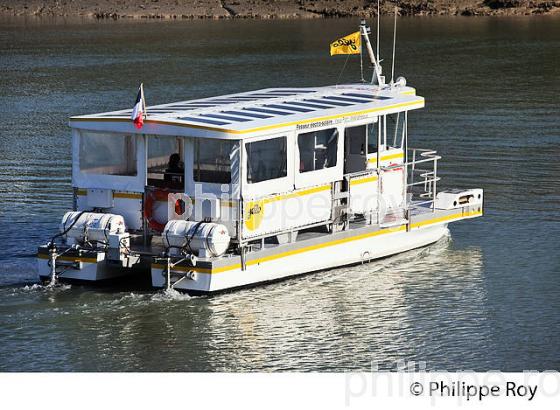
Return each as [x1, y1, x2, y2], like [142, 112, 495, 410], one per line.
[163, 220, 231, 258]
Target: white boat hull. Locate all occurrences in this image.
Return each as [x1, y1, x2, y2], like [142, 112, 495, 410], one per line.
[151, 222, 450, 294]
[37, 252, 141, 283]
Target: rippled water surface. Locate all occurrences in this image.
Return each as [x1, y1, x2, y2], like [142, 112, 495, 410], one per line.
[0, 16, 559, 371]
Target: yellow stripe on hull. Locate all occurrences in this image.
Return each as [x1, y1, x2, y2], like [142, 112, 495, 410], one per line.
[154, 209, 482, 275]
[350, 176, 378, 186]
[367, 152, 404, 163]
[37, 254, 98, 264]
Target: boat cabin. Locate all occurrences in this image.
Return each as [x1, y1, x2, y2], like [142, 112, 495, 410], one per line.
[69, 83, 424, 245]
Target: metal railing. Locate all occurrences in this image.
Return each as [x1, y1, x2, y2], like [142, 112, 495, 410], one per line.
[405, 148, 441, 211]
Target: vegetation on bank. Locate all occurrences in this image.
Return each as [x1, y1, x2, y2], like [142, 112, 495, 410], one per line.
[1, 0, 559, 19]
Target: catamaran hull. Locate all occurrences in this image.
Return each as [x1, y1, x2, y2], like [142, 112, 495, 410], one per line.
[37, 206, 482, 291]
[37, 252, 146, 284]
[151, 222, 451, 295]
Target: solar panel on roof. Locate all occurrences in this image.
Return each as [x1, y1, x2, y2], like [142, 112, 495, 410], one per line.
[176, 104, 219, 107]
[244, 107, 294, 116]
[203, 99, 243, 104]
[321, 97, 354, 107]
[227, 96, 265, 99]
[245, 94, 286, 98]
[225, 110, 272, 119]
[326, 96, 371, 104]
[284, 101, 334, 110]
[202, 113, 252, 122]
[267, 89, 316, 93]
[255, 93, 297, 97]
[265, 104, 314, 113]
[178, 117, 230, 126]
[342, 93, 391, 100]
[306, 98, 352, 107]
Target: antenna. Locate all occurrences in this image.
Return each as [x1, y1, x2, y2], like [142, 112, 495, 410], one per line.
[376, 0, 380, 60]
[391, 6, 397, 84]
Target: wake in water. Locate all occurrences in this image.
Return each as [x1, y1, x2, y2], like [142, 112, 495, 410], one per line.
[151, 288, 193, 302]
[20, 283, 72, 292]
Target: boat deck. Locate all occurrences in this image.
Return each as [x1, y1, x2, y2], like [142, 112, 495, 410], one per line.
[143, 202, 476, 269]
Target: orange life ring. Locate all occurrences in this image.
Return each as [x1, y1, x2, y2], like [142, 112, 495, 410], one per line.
[144, 189, 170, 232]
[144, 190, 186, 232]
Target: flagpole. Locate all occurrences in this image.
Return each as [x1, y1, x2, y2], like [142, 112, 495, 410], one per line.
[360, 21, 365, 83]
[140, 83, 147, 119]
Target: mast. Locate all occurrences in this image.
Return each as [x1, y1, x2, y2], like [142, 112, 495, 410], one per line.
[359, 20, 383, 86]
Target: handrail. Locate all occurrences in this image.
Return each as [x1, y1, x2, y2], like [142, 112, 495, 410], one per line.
[404, 148, 440, 212]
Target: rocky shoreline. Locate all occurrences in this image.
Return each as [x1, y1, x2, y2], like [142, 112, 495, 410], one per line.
[1, 1, 559, 20]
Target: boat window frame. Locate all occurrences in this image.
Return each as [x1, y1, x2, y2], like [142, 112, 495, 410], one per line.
[78, 130, 138, 177]
[297, 127, 339, 173]
[245, 135, 288, 184]
[192, 137, 237, 185]
[72, 129, 146, 193]
[294, 125, 343, 189]
[241, 132, 294, 199]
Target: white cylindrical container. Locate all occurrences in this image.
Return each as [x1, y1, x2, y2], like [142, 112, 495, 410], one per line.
[163, 220, 231, 257]
[60, 211, 126, 244]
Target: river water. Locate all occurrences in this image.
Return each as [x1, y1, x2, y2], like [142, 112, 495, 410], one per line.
[0, 16, 559, 371]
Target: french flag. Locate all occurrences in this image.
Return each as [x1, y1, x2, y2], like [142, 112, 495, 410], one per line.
[131, 83, 145, 129]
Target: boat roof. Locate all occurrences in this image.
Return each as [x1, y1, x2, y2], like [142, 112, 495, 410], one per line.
[69, 83, 424, 139]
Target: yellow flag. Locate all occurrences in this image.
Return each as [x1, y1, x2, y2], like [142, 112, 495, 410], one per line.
[330, 31, 361, 56]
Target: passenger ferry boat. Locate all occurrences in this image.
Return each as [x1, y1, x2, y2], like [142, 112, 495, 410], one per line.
[37, 22, 483, 294]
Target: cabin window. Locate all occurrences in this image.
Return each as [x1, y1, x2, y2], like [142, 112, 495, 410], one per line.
[79, 131, 137, 176]
[298, 128, 338, 173]
[194, 139, 235, 184]
[367, 123, 378, 153]
[345, 122, 378, 155]
[147, 136, 183, 188]
[344, 124, 369, 174]
[246, 137, 287, 184]
[386, 112, 406, 148]
[346, 125, 367, 155]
